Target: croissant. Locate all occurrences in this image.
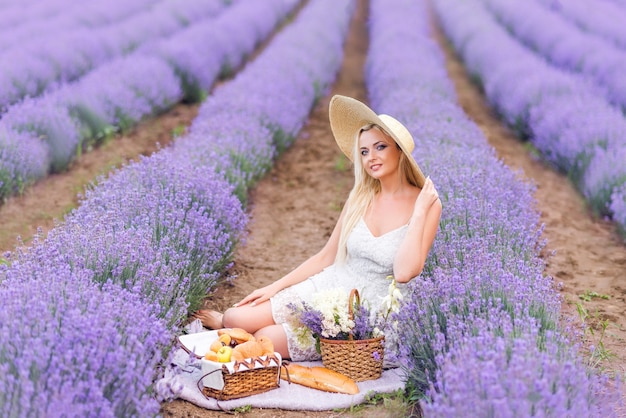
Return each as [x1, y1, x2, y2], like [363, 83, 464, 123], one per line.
[280, 363, 359, 395]
[256, 335, 275, 356]
[217, 328, 255, 344]
[231, 340, 265, 361]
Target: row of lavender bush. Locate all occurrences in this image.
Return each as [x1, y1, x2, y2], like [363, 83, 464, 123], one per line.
[0, 0, 297, 201]
[367, 0, 620, 415]
[0, 0, 157, 50]
[534, 0, 626, 51]
[431, 0, 626, 238]
[480, 0, 626, 112]
[0, 0, 81, 32]
[0, 0, 353, 414]
[0, 0, 227, 113]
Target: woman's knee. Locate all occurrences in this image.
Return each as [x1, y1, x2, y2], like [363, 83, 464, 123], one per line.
[222, 302, 274, 332]
[222, 307, 243, 329]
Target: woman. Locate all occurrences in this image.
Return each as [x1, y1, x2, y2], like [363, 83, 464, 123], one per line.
[194, 95, 441, 361]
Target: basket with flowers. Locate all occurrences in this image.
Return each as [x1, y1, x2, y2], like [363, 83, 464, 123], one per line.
[288, 287, 393, 381]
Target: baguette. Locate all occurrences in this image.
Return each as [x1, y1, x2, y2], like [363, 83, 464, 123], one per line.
[281, 363, 359, 395]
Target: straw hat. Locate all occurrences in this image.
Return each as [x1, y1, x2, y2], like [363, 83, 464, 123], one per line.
[329, 95, 426, 187]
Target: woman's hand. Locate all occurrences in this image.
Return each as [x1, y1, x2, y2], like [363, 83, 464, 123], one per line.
[413, 176, 439, 215]
[394, 176, 442, 282]
[234, 283, 281, 307]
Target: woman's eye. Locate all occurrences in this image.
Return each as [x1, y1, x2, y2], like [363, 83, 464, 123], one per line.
[376, 144, 387, 151]
[360, 150, 368, 156]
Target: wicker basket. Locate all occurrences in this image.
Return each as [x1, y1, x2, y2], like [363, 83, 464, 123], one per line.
[319, 289, 384, 382]
[177, 332, 281, 401]
[197, 359, 281, 401]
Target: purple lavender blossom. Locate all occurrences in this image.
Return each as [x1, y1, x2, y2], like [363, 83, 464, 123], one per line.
[0, 254, 170, 417]
[1, 95, 80, 172]
[610, 184, 626, 238]
[534, 0, 626, 51]
[171, 0, 353, 201]
[352, 304, 375, 340]
[0, 0, 300, 202]
[0, 0, 356, 415]
[69, 150, 247, 316]
[0, 0, 220, 110]
[422, 324, 620, 417]
[0, 126, 49, 199]
[433, 0, 626, 235]
[369, 0, 620, 413]
[140, 0, 300, 102]
[482, 0, 626, 110]
[582, 145, 626, 216]
[299, 308, 325, 338]
[64, 55, 183, 134]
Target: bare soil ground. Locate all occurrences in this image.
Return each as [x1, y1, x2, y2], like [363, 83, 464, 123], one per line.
[0, 0, 623, 416]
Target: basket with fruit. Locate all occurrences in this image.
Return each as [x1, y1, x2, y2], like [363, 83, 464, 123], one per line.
[177, 328, 282, 400]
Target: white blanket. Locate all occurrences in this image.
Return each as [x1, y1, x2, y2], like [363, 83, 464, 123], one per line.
[159, 342, 406, 411]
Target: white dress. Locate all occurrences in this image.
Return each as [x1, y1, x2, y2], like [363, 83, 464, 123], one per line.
[270, 217, 408, 361]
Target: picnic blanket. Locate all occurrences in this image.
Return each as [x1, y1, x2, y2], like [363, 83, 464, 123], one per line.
[158, 322, 406, 411]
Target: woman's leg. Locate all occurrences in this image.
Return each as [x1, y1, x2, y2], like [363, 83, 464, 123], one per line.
[254, 324, 290, 360]
[222, 300, 275, 333]
[196, 302, 291, 358]
[223, 303, 290, 358]
[192, 300, 277, 331]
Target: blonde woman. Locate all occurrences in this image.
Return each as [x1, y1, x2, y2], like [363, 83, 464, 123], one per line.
[194, 95, 442, 361]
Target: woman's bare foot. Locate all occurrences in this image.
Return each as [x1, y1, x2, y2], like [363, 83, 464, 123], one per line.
[191, 309, 223, 329]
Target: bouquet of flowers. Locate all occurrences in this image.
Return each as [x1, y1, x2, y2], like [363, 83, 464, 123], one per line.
[289, 278, 403, 346]
[287, 282, 403, 381]
[288, 288, 383, 351]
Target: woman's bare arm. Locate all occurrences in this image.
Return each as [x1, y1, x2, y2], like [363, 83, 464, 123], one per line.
[393, 177, 442, 283]
[234, 204, 347, 306]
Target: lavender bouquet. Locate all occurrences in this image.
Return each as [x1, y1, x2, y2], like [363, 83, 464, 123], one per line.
[288, 288, 386, 353]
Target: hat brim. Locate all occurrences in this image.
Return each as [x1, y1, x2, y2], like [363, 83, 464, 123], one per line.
[329, 95, 425, 188]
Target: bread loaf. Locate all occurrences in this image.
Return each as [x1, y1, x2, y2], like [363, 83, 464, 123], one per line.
[281, 363, 359, 395]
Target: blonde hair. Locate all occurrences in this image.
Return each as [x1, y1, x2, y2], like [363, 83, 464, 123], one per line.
[335, 124, 419, 263]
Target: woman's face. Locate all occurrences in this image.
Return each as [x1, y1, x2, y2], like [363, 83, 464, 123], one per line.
[358, 127, 402, 180]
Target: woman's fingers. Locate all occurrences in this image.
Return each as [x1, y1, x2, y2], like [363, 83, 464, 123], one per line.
[235, 290, 265, 307]
[416, 177, 439, 211]
[234, 293, 254, 307]
[233, 283, 277, 307]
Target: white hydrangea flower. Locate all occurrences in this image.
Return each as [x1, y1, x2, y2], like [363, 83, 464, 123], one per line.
[310, 288, 358, 338]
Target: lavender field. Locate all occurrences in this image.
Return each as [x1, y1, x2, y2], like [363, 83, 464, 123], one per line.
[433, 0, 626, 237]
[1, 0, 624, 416]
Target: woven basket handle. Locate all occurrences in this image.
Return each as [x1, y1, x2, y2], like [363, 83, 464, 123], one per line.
[176, 336, 203, 359]
[347, 288, 360, 341]
[196, 368, 224, 398]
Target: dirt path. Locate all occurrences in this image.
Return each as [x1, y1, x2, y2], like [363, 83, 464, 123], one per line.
[429, 14, 626, 384]
[161, 0, 382, 416]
